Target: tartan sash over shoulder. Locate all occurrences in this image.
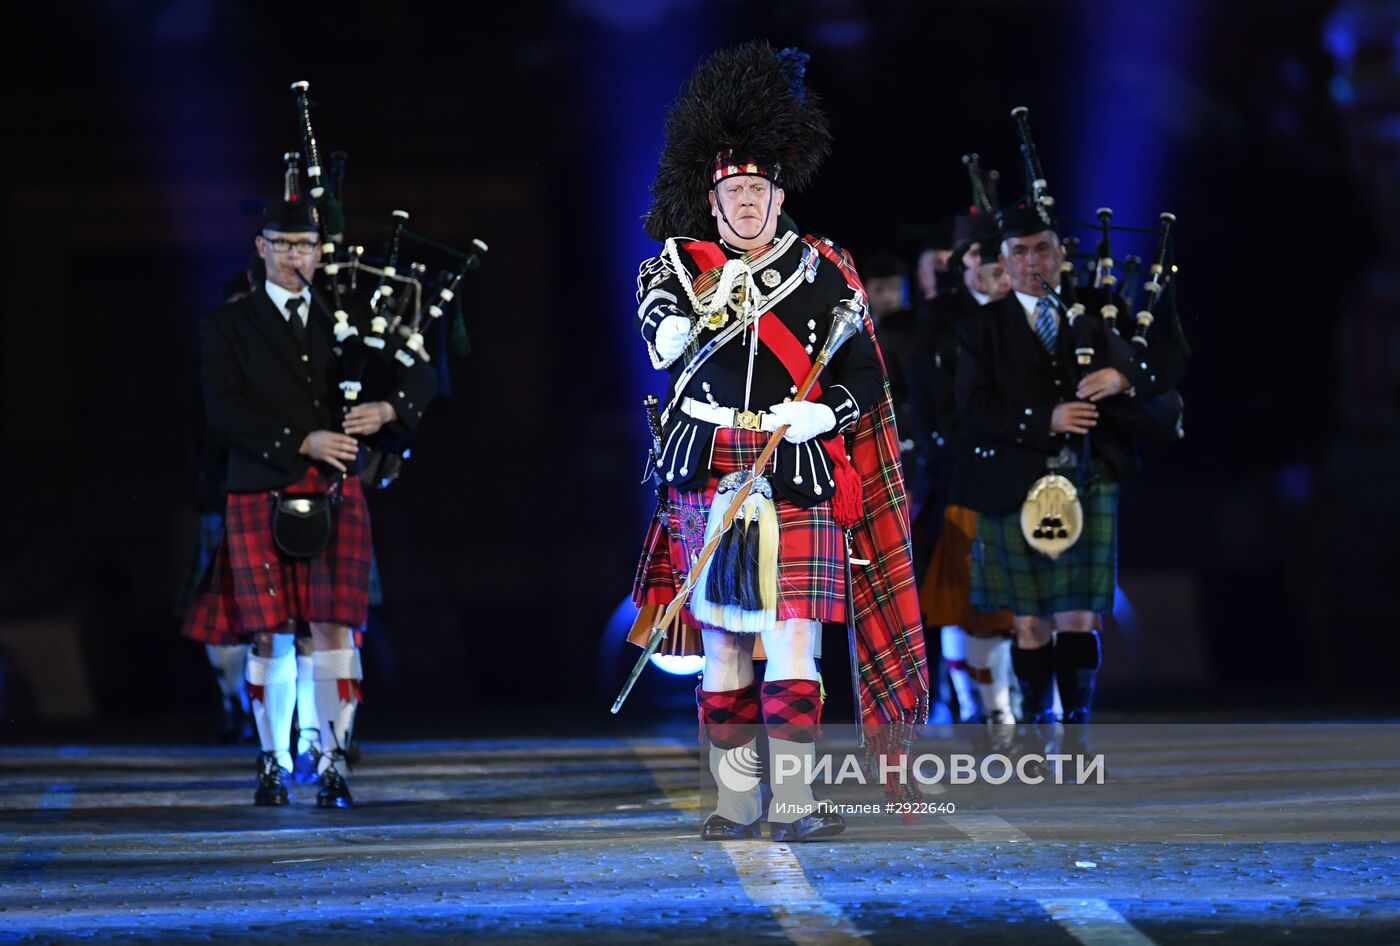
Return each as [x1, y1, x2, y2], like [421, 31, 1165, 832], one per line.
[803, 235, 930, 725]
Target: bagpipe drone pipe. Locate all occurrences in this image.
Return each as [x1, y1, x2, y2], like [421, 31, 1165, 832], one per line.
[1057, 208, 1187, 444]
[289, 80, 489, 487]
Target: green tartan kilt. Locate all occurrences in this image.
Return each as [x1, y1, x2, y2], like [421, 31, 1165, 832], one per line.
[970, 471, 1119, 616]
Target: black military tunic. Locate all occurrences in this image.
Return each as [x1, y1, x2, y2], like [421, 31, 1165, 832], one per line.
[635, 231, 884, 507]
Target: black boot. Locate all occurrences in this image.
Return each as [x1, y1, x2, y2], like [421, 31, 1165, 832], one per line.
[254, 752, 290, 807]
[316, 750, 354, 809]
[1055, 631, 1101, 766]
[219, 699, 255, 745]
[1011, 643, 1058, 777]
[1054, 631, 1100, 725]
[1011, 643, 1057, 724]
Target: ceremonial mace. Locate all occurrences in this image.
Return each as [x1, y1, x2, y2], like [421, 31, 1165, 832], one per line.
[611, 300, 868, 714]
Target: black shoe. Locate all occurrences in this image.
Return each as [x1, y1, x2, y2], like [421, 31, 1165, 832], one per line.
[218, 702, 255, 745]
[700, 812, 761, 840]
[293, 747, 320, 784]
[316, 754, 353, 809]
[769, 807, 846, 842]
[254, 752, 290, 807]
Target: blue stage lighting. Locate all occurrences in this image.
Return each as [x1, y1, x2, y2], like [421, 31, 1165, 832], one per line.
[1113, 584, 1139, 638]
[1068, 0, 1193, 264]
[579, 14, 716, 522]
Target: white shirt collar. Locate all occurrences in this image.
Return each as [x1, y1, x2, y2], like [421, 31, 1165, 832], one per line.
[264, 280, 310, 324]
[1014, 289, 1060, 336]
[1014, 289, 1049, 318]
[968, 286, 992, 306]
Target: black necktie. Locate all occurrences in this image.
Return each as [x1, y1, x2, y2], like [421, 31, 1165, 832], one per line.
[285, 297, 306, 347]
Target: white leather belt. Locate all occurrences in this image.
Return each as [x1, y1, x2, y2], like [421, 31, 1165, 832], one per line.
[680, 396, 780, 432]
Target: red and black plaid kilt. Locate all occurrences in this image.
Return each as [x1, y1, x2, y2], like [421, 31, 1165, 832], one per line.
[184, 466, 371, 639]
[181, 539, 240, 644]
[657, 427, 845, 631]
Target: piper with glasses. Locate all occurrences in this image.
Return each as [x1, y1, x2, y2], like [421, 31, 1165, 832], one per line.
[188, 191, 436, 809]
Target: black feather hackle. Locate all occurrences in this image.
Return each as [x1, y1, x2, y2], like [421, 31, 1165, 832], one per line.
[643, 41, 832, 242]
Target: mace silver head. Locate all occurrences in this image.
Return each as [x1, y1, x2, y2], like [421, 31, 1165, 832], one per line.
[816, 299, 866, 365]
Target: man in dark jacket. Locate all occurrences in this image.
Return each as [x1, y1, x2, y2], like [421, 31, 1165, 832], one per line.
[955, 202, 1182, 736]
[194, 199, 434, 808]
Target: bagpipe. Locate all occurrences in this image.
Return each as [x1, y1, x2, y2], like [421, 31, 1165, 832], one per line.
[1009, 105, 1186, 441]
[1006, 107, 1188, 558]
[287, 80, 489, 486]
[959, 152, 1005, 270]
[1097, 209, 1186, 445]
[962, 152, 999, 219]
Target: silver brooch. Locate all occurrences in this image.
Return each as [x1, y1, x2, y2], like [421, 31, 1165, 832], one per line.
[761, 268, 781, 288]
[716, 470, 773, 499]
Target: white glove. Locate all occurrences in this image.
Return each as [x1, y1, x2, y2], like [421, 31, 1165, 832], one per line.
[768, 400, 836, 444]
[654, 315, 691, 363]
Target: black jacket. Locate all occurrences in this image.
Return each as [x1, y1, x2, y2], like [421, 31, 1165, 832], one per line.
[954, 288, 1182, 515]
[202, 286, 437, 492]
[636, 233, 883, 507]
[914, 288, 992, 507]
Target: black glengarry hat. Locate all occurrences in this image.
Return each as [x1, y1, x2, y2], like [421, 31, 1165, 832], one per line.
[999, 200, 1056, 240]
[261, 199, 319, 234]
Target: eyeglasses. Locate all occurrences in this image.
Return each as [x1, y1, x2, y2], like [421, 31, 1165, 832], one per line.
[264, 238, 319, 255]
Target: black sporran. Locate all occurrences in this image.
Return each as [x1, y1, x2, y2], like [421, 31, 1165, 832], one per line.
[271, 478, 342, 558]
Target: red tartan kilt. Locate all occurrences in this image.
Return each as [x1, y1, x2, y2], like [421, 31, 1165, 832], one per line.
[636, 427, 845, 629]
[182, 466, 371, 640]
[182, 550, 240, 644]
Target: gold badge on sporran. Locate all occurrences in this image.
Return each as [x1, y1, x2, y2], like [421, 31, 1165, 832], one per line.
[1020, 473, 1083, 560]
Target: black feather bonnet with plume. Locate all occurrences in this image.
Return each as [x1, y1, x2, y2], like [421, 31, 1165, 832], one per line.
[642, 42, 833, 242]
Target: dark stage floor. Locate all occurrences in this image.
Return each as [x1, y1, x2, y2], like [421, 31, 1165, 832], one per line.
[1, 723, 1398, 944]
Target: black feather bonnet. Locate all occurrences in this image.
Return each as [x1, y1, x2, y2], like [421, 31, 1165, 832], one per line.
[643, 42, 833, 242]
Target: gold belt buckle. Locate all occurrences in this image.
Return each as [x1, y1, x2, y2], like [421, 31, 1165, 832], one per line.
[736, 410, 764, 431]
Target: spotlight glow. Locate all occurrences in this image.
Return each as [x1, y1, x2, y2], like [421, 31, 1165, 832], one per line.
[649, 654, 704, 676]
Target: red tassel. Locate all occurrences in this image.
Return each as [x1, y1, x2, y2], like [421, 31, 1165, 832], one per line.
[246, 683, 265, 705]
[831, 461, 863, 529]
[336, 679, 363, 703]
